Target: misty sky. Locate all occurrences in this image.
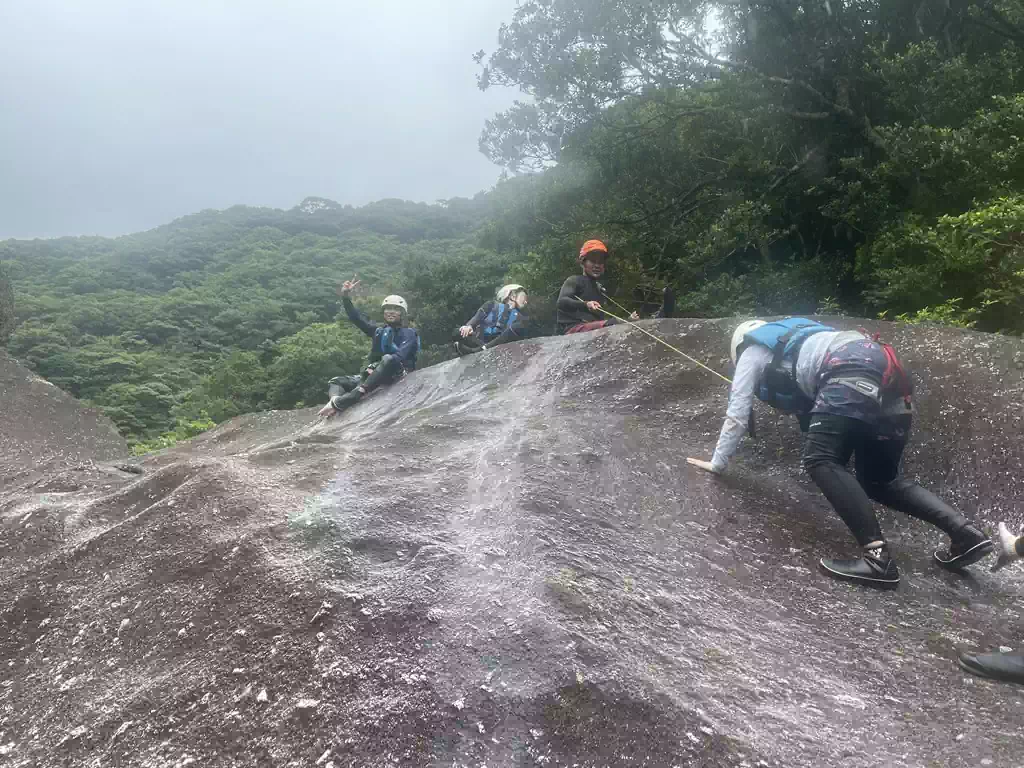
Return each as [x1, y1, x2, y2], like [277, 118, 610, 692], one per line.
[0, 0, 518, 239]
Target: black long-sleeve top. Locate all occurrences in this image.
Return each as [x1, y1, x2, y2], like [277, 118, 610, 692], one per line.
[555, 275, 609, 334]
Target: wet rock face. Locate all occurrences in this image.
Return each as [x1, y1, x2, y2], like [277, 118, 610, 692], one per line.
[1, 350, 126, 480]
[1, 319, 1023, 767]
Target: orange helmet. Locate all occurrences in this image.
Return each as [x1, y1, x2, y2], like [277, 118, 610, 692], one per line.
[578, 239, 609, 264]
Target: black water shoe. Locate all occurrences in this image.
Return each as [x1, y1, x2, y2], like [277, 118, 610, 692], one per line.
[819, 543, 900, 589]
[934, 525, 994, 569]
[958, 651, 1024, 685]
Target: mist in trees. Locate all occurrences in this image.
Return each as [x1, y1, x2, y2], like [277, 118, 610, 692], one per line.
[3, 0, 1023, 448]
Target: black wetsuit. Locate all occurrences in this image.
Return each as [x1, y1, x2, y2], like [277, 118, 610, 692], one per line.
[800, 341, 970, 546]
[555, 275, 620, 335]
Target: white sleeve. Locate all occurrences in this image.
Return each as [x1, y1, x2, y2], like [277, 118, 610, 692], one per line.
[711, 346, 771, 472]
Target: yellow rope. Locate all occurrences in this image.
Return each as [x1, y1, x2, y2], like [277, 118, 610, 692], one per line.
[575, 298, 732, 384]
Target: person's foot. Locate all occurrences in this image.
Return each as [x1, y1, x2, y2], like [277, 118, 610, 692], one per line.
[819, 542, 900, 589]
[958, 650, 1024, 684]
[934, 524, 994, 569]
[992, 522, 1022, 572]
[329, 388, 363, 413]
[652, 286, 675, 319]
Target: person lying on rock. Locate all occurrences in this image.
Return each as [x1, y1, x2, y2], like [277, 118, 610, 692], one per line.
[318, 277, 420, 420]
[957, 522, 1024, 684]
[453, 284, 529, 356]
[687, 317, 992, 589]
[555, 239, 674, 335]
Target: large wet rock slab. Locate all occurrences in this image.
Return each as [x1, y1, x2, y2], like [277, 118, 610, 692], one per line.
[1, 319, 1022, 766]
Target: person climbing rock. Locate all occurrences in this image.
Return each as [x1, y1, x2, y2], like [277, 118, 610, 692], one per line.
[686, 318, 993, 589]
[453, 284, 529, 356]
[957, 523, 1024, 684]
[318, 277, 420, 420]
[555, 239, 674, 335]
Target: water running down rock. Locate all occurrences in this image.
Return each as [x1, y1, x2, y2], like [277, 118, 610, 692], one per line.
[1, 319, 1022, 766]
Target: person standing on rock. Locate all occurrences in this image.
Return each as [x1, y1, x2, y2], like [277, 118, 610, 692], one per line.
[686, 317, 993, 589]
[318, 277, 420, 420]
[958, 522, 1024, 684]
[453, 284, 530, 356]
[555, 239, 674, 335]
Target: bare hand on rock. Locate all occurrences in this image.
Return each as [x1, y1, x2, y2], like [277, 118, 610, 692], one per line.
[686, 457, 718, 474]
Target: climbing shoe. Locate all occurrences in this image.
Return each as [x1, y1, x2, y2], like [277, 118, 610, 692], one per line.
[934, 524, 994, 570]
[819, 543, 900, 589]
[958, 650, 1024, 685]
[653, 287, 675, 319]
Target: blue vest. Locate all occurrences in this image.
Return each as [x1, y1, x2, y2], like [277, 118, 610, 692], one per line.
[743, 318, 834, 413]
[482, 304, 519, 338]
[373, 326, 421, 369]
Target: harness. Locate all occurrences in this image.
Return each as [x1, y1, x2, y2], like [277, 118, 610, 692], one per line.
[481, 304, 519, 339]
[744, 318, 834, 413]
[744, 318, 914, 417]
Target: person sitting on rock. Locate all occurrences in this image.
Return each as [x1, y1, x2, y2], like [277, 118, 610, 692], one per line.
[555, 239, 674, 335]
[686, 317, 992, 589]
[318, 277, 420, 420]
[453, 284, 529, 356]
[957, 522, 1024, 684]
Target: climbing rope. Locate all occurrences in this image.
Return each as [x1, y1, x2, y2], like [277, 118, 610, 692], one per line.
[574, 298, 732, 384]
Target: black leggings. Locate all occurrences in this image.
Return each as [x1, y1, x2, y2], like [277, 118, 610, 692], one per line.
[802, 414, 969, 546]
[329, 354, 404, 411]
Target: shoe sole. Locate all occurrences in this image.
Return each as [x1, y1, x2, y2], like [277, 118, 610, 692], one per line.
[958, 657, 1024, 685]
[934, 540, 995, 570]
[818, 559, 900, 589]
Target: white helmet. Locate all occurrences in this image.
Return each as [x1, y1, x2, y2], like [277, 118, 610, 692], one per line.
[730, 319, 766, 364]
[496, 284, 525, 303]
[381, 295, 408, 313]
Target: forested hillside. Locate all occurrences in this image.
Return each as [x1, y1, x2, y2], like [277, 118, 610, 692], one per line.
[3, 0, 1024, 449]
[0, 198, 512, 448]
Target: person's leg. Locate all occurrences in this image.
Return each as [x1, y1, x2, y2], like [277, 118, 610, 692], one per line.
[360, 354, 403, 393]
[803, 414, 900, 587]
[453, 330, 485, 356]
[652, 287, 675, 319]
[803, 415, 883, 546]
[328, 374, 363, 395]
[856, 430, 992, 568]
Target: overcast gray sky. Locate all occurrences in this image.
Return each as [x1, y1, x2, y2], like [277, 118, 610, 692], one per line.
[0, 0, 518, 239]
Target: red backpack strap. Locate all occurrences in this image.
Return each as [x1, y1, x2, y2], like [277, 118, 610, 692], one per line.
[880, 341, 912, 401]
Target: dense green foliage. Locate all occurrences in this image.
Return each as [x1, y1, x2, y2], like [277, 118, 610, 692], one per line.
[0, 199, 502, 445]
[0, 263, 13, 346]
[4, 0, 1024, 447]
[476, 0, 1024, 328]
